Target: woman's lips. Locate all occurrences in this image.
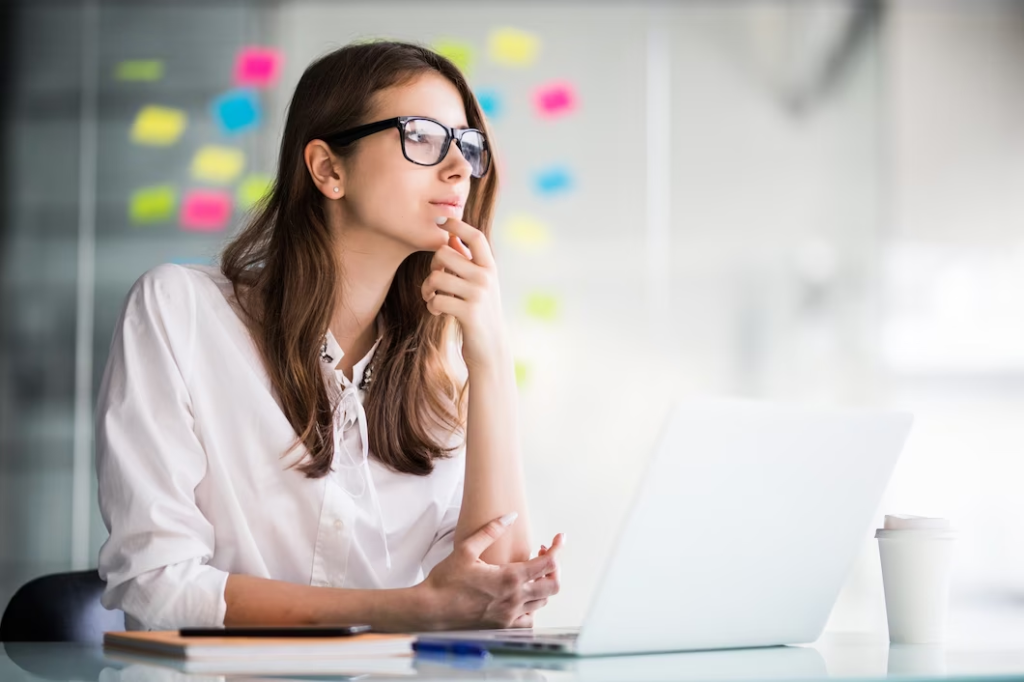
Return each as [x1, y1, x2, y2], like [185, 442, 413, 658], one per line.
[429, 202, 463, 216]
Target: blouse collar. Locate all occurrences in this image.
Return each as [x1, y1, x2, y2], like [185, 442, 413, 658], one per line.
[321, 314, 385, 389]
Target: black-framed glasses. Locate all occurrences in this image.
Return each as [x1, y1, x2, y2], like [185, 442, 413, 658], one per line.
[322, 116, 491, 178]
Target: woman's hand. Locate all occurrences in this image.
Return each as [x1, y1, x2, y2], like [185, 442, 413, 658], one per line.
[422, 219, 507, 374]
[418, 513, 564, 630]
[519, 533, 565, 622]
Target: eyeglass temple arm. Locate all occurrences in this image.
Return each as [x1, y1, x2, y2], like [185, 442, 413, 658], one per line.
[322, 118, 401, 147]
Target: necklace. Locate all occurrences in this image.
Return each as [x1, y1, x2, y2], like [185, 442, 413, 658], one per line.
[321, 336, 375, 390]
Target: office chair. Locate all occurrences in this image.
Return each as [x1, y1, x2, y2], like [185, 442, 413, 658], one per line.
[0, 569, 125, 643]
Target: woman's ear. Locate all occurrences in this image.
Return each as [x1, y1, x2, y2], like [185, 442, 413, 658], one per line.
[304, 139, 345, 199]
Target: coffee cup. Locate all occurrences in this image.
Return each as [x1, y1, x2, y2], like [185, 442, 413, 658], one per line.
[875, 514, 956, 644]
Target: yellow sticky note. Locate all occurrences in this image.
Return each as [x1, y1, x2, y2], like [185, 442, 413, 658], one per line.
[433, 38, 474, 75]
[190, 145, 245, 184]
[505, 214, 550, 250]
[130, 105, 187, 146]
[523, 291, 560, 321]
[237, 173, 274, 210]
[115, 60, 164, 82]
[129, 185, 176, 224]
[489, 27, 540, 67]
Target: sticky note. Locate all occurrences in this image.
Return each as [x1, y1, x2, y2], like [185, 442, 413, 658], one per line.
[514, 358, 530, 387]
[433, 39, 474, 75]
[181, 190, 233, 232]
[523, 291, 560, 321]
[504, 214, 550, 250]
[212, 89, 261, 135]
[130, 105, 187, 146]
[533, 81, 577, 119]
[237, 173, 274, 210]
[129, 185, 176, 224]
[234, 46, 283, 88]
[476, 88, 503, 119]
[190, 145, 245, 184]
[489, 27, 540, 67]
[115, 59, 164, 82]
[534, 165, 573, 196]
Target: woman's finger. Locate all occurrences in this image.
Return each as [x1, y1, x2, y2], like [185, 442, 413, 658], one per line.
[422, 270, 475, 303]
[440, 218, 495, 270]
[510, 613, 533, 629]
[448, 232, 472, 260]
[525, 574, 561, 601]
[425, 290, 468, 318]
[430, 244, 482, 282]
[522, 597, 549, 613]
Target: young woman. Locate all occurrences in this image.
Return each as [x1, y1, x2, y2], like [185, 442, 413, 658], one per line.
[95, 41, 564, 632]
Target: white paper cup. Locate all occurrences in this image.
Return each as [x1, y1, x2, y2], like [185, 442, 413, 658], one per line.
[875, 515, 956, 644]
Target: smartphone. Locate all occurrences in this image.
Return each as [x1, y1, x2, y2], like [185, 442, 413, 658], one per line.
[178, 624, 372, 637]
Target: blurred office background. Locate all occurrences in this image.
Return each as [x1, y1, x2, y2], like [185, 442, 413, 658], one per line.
[2, 0, 1023, 640]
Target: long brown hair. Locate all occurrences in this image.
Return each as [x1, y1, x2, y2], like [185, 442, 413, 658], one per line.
[221, 41, 500, 478]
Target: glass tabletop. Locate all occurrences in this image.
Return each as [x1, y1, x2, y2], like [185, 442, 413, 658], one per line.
[5, 633, 1024, 682]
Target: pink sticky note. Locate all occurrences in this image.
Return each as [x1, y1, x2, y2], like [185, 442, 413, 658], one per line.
[533, 80, 577, 119]
[181, 190, 233, 231]
[234, 46, 283, 88]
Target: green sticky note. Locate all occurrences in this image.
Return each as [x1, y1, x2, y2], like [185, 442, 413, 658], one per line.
[129, 185, 176, 224]
[115, 60, 165, 82]
[514, 358, 530, 387]
[237, 173, 274, 210]
[523, 291, 559, 321]
[433, 38, 474, 76]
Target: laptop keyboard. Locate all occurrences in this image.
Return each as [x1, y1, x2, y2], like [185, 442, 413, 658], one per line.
[488, 627, 581, 641]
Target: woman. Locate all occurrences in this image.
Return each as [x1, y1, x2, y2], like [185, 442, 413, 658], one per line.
[96, 41, 564, 632]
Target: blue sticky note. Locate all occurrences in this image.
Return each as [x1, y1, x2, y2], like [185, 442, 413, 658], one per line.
[476, 88, 502, 119]
[212, 88, 261, 135]
[534, 165, 573, 196]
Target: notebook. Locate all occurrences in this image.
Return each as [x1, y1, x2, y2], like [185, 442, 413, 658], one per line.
[103, 630, 413, 661]
[104, 648, 416, 676]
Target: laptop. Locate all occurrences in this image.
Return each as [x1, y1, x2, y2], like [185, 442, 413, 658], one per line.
[415, 397, 913, 657]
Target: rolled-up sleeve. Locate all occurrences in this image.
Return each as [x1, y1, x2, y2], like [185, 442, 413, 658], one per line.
[95, 264, 228, 630]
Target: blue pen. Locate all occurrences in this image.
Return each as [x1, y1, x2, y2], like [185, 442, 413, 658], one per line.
[413, 640, 490, 659]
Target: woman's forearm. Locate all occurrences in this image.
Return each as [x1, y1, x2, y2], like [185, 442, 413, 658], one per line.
[224, 574, 430, 631]
[457, 346, 532, 566]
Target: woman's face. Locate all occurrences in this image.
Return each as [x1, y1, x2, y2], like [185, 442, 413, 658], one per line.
[334, 72, 475, 253]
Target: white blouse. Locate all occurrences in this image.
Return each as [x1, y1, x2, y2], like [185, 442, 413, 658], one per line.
[95, 264, 467, 631]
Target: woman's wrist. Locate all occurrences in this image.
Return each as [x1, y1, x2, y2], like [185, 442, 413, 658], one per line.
[465, 344, 515, 382]
[359, 582, 440, 633]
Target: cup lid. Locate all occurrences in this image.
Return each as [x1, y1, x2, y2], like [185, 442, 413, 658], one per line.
[882, 515, 951, 531]
[875, 514, 956, 539]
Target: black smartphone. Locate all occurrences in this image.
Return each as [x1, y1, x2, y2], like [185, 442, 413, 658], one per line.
[178, 624, 372, 637]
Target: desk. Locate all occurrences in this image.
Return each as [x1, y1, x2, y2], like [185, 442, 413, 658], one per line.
[5, 631, 1024, 682]
[6, 605, 1024, 682]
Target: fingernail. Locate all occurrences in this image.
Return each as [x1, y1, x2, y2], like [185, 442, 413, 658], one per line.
[435, 216, 448, 226]
[499, 511, 518, 527]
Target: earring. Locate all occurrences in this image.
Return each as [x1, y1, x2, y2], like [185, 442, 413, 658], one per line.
[332, 187, 339, 193]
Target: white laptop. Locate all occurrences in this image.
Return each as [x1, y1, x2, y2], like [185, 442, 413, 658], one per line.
[415, 397, 913, 657]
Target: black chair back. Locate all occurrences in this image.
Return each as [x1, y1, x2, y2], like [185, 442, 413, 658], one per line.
[1, 570, 125, 643]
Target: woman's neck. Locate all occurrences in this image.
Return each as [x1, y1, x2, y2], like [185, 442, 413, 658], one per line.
[328, 226, 406, 380]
